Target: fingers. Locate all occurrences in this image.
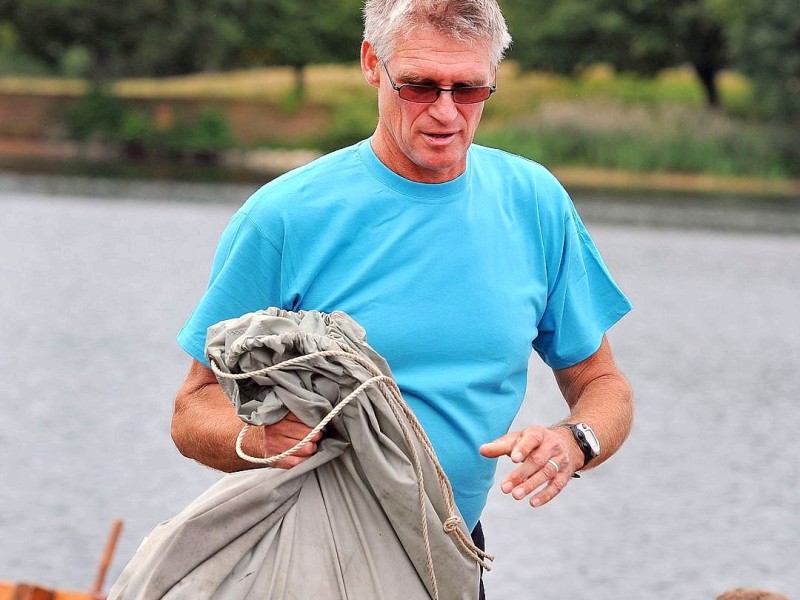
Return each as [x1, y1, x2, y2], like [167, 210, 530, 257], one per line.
[251, 413, 323, 469]
[482, 426, 574, 508]
[505, 454, 570, 508]
[269, 452, 316, 469]
[265, 413, 322, 445]
[479, 432, 521, 459]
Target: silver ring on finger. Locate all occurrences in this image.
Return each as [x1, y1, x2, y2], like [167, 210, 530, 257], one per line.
[547, 458, 560, 475]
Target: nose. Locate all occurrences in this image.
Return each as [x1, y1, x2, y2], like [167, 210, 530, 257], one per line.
[428, 90, 459, 122]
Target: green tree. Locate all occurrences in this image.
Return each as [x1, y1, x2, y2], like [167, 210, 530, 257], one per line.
[0, 0, 363, 85]
[710, 0, 800, 118]
[0, 19, 50, 74]
[0, 0, 255, 81]
[672, 2, 727, 108]
[501, 0, 728, 108]
[242, 0, 363, 97]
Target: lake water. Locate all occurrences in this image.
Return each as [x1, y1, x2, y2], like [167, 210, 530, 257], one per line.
[1, 172, 798, 599]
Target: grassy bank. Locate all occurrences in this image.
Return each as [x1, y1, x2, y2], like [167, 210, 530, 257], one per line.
[1, 62, 799, 191]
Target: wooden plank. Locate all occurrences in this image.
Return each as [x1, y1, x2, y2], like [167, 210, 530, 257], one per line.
[0, 582, 54, 600]
[0, 583, 93, 600]
[53, 592, 93, 600]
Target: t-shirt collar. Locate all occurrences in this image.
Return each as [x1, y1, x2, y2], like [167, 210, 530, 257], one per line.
[358, 138, 470, 202]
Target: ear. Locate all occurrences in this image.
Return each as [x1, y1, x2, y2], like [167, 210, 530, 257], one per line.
[361, 40, 380, 89]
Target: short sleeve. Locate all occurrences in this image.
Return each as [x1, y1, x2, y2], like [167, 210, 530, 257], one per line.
[533, 198, 632, 370]
[176, 210, 284, 365]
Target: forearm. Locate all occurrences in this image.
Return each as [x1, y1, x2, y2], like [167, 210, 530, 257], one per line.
[557, 371, 633, 471]
[172, 360, 320, 471]
[171, 378, 265, 472]
[553, 336, 633, 472]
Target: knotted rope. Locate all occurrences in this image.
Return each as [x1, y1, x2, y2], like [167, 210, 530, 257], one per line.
[210, 347, 493, 600]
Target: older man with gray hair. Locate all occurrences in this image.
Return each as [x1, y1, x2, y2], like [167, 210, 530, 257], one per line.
[172, 1, 634, 597]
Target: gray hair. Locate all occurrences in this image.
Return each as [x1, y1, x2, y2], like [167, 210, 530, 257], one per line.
[363, 0, 512, 67]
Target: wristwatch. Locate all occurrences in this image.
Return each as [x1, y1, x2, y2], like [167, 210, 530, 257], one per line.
[558, 422, 601, 470]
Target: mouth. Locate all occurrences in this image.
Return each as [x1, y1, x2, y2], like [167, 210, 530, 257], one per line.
[424, 132, 457, 142]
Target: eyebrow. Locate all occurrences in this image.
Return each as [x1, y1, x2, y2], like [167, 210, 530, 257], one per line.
[397, 71, 491, 88]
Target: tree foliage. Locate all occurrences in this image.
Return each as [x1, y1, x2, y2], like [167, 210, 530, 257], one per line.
[1, 0, 798, 121]
[0, 0, 364, 88]
[0, 0, 253, 80]
[241, 0, 363, 94]
[710, 0, 800, 118]
[242, 0, 364, 67]
[500, 0, 727, 108]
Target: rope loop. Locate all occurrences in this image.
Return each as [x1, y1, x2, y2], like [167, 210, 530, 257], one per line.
[443, 516, 461, 533]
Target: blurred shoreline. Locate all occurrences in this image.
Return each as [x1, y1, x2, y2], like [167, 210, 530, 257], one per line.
[2, 136, 798, 201]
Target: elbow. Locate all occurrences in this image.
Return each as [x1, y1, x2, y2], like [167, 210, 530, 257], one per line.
[170, 392, 193, 459]
[619, 374, 635, 437]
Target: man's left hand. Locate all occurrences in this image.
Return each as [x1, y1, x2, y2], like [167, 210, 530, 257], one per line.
[479, 425, 579, 508]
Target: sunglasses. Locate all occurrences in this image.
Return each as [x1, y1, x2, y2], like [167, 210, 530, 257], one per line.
[382, 63, 496, 105]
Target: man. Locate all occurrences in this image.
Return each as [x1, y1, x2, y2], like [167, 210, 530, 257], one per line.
[172, 0, 633, 595]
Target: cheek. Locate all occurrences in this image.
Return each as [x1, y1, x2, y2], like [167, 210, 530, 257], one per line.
[394, 107, 430, 141]
[464, 105, 484, 129]
[380, 94, 415, 131]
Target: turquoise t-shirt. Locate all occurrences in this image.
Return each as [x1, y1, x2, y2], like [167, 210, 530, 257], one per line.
[177, 139, 632, 529]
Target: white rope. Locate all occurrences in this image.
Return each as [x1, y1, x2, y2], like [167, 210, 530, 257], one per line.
[210, 347, 494, 599]
[231, 374, 385, 466]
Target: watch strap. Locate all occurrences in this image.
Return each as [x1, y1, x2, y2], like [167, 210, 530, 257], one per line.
[557, 423, 596, 470]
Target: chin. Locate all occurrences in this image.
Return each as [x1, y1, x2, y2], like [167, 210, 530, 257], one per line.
[416, 151, 465, 171]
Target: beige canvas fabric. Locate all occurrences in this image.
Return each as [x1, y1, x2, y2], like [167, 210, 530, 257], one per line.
[109, 308, 488, 600]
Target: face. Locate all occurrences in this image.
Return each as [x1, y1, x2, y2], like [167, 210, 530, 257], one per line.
[361, 27, 493, 183]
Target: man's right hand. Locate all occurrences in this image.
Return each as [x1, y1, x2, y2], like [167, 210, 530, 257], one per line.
[171, 360, 321, 472]
[250, 412, 323, 469]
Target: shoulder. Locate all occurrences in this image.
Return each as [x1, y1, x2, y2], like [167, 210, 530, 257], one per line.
[469, 143, 556, 177]
[241, 142, 366, 217]
[468, 144, 574, 218]
[470, 145, 568, 198]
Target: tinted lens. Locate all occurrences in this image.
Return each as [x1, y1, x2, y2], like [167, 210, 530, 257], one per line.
[398, 85, 440, 103]
[397, 84, 495, 104]
[452, 86, 494, 104]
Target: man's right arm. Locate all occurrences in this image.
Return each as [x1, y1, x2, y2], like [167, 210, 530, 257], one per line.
[171, 359, 320, 471]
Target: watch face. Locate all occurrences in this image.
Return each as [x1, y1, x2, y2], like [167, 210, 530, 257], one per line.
[576, 423, 601, 456]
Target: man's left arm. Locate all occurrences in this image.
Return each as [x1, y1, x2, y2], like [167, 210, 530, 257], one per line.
[479, 335, 633, 508]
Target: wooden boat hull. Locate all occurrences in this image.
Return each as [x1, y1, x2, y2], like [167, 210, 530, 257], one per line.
[0, 581, 98, 600]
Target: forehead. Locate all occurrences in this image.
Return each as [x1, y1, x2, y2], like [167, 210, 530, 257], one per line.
[388, 26, 492, 83]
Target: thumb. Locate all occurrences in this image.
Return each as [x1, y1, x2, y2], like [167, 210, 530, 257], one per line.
[479, 433, 516, 458]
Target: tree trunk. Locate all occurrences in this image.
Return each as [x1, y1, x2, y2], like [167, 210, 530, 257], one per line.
[693, 63, 719, 109]
[293, 64, 306, 99]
